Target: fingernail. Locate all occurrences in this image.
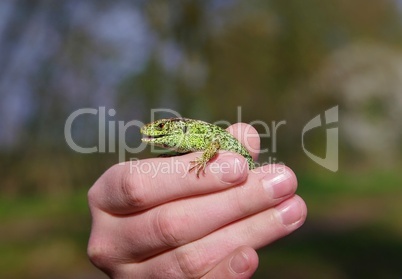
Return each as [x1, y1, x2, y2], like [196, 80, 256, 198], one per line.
[262, 169, 295, 199]
[276, 198, 304, 227]
[230, 251, 249, 274]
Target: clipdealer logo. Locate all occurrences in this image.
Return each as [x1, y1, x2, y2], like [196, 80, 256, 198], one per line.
[64, 106, 339, 172]
[301, 106, 339, 172]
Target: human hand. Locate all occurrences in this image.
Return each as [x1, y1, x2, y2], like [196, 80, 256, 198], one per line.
[87, 123, 307, 278]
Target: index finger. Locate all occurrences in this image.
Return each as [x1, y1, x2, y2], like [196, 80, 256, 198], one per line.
[226, 123, 260, 161]
[88, 123, 260, 215]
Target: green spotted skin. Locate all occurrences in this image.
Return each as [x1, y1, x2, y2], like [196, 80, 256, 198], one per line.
[141, 118, 255, 176]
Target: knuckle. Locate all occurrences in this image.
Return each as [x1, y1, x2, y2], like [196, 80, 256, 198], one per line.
[87, 172, 107, 209]
[87, 185, 97, 208]
[120, 169, 147, 209]
[232, 189, 252, 216]
[154, 208, 187, 247]
[87, 236, 117, 272]
[174, 245, 206, 279]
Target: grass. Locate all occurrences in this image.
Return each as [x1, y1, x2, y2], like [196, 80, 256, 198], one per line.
[0, 169, 401, 278]
[0, 189, 107, 279]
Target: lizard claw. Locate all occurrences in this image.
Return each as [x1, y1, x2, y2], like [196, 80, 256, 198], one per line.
[189, 157, 207, 178]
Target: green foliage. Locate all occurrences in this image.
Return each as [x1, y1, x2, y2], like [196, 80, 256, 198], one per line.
[0, 190, 102, 279]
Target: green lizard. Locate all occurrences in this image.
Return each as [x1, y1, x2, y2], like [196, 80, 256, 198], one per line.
[141, 118, 255, 177]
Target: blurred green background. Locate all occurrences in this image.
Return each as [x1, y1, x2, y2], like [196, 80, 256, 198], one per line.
[1, 0, 402, 278]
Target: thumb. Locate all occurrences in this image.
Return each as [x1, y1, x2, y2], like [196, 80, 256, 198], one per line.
[202, 246, 259, 279]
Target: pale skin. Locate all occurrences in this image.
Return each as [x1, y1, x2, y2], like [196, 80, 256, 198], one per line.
[87, 123, 307, 278]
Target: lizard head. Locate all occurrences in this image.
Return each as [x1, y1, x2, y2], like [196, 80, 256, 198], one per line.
[141, 118, 189, 148]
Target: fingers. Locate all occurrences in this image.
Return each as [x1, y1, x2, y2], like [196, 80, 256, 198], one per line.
[88, 122, 259, 215]
[88, 165, 300, 269]
[126, 195, 306, 278]
[87, 122, 302, 279]
[153, 165, 297, 244]
[202, 246, 259, 279]
[226, 123, 260, 161]
[88, 152, 250, 215]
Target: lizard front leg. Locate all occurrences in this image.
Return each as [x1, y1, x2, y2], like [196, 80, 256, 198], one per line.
[189, 138, 220, 178]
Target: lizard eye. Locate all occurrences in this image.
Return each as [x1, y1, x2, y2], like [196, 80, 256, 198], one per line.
[158, 123, 165, 129]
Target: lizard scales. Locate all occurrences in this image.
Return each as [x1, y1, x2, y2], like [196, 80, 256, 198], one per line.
[141, 118, 255, 177]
